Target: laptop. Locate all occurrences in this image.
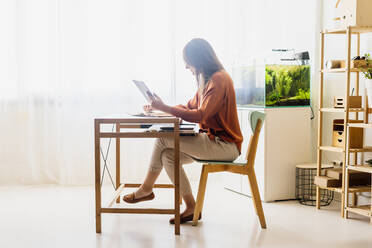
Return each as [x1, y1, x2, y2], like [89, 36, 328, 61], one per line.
[148, 123, 198, 136]
[132, 80, 172, 117]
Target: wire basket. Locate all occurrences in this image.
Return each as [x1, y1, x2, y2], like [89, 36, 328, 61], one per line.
[296, 166, 334, 206]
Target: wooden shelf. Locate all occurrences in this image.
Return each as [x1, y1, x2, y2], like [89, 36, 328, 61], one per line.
[320, 108, 364, 113]
[346, 205, 371, 217]
[349, 147, 372, 152]
[99, 132, 174, 138]
[347, 185, 371, 193]
[321, 68, 367, 73]
[319, 146, 372, 153]
[319, 185, 371, 193]
[323, 26, 372, 34]
[348, 123, 372, 129]
[319, 146, 344, 153]
[348, 165, 372, 173]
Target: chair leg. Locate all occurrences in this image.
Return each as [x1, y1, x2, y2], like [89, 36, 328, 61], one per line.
[193, 165, 209, 226]
[247, 169, 267, 229]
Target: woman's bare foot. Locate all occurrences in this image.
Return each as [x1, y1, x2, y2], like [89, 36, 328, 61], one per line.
[124, 170, 160, 201]
[181, 207, 195, 217]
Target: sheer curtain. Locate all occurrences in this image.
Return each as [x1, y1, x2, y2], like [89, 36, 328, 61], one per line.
[0, 0, 319, 185]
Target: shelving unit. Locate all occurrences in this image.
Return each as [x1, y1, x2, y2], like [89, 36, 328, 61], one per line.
[316, 26, 372, 218]
[345, 124, 372, 223]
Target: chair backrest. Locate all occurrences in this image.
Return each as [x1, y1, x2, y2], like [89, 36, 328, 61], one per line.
[245, 111, 265, 169]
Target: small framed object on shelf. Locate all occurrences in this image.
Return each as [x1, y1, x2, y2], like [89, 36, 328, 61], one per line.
[332, 119, 363, 149]
[333, 96, 362, 108]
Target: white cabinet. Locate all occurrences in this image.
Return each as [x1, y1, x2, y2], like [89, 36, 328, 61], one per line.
[225, 107, 312, 202]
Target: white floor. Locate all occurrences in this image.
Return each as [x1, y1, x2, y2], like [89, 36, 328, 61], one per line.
[1, 183, 372, 248]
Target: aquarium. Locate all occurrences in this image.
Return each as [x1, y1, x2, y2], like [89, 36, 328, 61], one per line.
[233, 63, 310, 107]
[265, 64, 310, 107]
[233, 63, 265, 107]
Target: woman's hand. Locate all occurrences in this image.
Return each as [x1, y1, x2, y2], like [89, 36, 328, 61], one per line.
[143, 105, 153, 113]
[150, 93, 169, 112]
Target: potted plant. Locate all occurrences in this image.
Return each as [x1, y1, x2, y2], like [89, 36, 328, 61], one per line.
[363, 53, 372, 108]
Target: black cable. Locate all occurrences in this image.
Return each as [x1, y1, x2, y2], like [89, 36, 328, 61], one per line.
[310, 104, 315, 120]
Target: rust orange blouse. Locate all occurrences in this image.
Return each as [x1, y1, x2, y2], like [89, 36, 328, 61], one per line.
[169, 70, 243, 153]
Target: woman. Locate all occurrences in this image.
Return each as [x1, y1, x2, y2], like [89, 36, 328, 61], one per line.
[123, 38, 243, 224]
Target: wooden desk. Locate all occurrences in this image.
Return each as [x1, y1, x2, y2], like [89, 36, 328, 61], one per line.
[94, 116, 182, 235]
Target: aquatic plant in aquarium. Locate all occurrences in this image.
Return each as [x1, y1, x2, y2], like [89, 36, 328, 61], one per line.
[265, 64, 310, 107]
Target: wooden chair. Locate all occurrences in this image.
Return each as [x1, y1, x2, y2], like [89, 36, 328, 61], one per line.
[192, 111, 267, 228]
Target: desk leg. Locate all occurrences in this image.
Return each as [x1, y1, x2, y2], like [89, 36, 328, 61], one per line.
[174, 122, 180, 235]
[116, 123, 121, 204]
[95, 121, 102, 233]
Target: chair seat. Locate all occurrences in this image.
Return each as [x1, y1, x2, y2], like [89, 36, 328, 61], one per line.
[194, 158, 247, 166]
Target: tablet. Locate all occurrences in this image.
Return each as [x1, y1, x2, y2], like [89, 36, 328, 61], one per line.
[132, 80, 154, 103]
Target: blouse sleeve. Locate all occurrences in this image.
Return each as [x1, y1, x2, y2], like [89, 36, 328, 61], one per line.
[174, 92, 198, 110]
[169, 82, 225, 123]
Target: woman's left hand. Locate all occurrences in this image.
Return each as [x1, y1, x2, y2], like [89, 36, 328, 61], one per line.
[150, 93, 167, 112]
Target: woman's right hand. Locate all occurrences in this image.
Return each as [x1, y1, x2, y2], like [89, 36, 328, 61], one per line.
[143, 105, 153, 113]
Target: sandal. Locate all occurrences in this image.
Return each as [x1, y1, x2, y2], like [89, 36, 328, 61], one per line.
[123, 192, 155, 204]
[169, 213, 202, 224]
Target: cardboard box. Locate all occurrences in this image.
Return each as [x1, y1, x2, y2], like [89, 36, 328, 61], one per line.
[326, 168, 371, 185]
[326, 168, 343, 180]
[349, 173, 371, 185]
[314, 176, 342, 188]
[316, 173, 370, 188]
[335, 0, 372, 27]
[351, 60, 372, 68]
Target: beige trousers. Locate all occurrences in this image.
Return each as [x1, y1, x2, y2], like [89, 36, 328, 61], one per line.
[149, 133, 239, 196]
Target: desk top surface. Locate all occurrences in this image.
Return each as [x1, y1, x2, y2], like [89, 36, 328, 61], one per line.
[94, 114, 180, 123]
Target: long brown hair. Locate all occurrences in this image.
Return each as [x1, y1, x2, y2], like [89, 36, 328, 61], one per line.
[183, 38, 224, 89]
